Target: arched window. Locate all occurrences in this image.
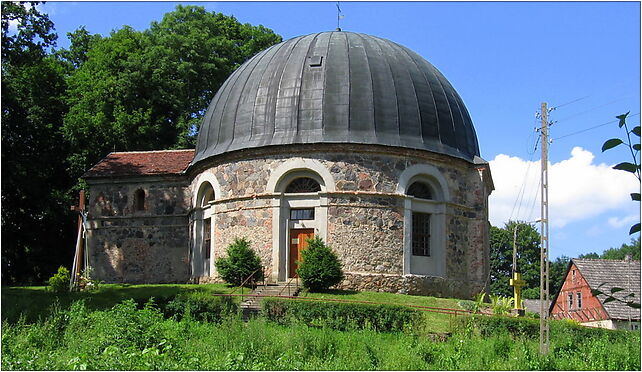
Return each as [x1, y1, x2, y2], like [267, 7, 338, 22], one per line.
[407, 181, 433, 200]
[196, 182, 215, 208]
[406, 182, 432, 257]
[134, 189, 145, 211]
[201, 187, 214, 207]
[398, 165, 449, 276]
[285, 177, 321, 193]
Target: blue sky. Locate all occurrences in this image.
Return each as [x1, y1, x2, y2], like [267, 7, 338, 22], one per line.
[39, 1, 640, 259]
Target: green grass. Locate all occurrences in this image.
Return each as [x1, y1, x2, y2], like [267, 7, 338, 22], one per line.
[298, 288, 465, 333]
[2, 299, 639, 370]
[1, 283, 235, 324]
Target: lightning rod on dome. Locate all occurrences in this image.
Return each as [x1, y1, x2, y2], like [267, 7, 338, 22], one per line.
[336, 2, 345, 31]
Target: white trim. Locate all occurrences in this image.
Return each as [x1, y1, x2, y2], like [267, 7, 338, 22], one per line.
[191, 173, 222, 278]
[267, 158, 336, 193]
[193, 173, 222, 208]
[397, 163, 450, 202]
[268, 160, 333, 282]
[398, 164, 448, 277]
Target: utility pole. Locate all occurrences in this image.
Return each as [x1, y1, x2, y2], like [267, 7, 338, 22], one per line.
[539, 102, 550, 354]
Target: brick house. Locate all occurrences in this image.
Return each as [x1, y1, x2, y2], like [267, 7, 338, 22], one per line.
[549, 258, 640, 330]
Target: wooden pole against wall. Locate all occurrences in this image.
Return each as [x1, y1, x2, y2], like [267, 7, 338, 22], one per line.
[69, 190, 86, 290]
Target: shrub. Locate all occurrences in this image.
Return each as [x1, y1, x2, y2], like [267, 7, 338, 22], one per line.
[163, 291, 237, 322]
[262, 298, 421, 332]
[296, 236, 343, 291]
[489, 294, 513, 315]
[47, 266, 70, 292]
[215, 238, 263, 286]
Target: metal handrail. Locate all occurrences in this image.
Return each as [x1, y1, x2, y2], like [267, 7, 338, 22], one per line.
[277, 276, 299, 296]
[229, 267, 262, 296]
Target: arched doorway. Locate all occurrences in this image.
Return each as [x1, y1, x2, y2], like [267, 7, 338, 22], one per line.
[267, 159, 335, 282]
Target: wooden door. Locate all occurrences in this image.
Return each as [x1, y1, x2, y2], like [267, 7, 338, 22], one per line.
[289, 228, 314, 278]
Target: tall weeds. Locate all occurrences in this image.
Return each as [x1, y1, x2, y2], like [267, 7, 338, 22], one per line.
[2, 299, 640, 370]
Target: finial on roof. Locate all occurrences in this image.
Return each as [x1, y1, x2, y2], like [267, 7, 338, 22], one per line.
[336, 1, 344, 31]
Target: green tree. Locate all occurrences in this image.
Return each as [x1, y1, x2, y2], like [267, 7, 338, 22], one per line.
[579, 237, 640, 261]
[489, 221, 541, 297]
[548, 255, 570, 297]
[215, 238, 263, 286]
[1, 2, 76, 285]
[296, 236, 344, 292]
[601, 112, 640, 235]
[62, 5, 282, 180]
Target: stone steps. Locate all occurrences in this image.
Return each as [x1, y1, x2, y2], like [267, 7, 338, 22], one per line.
[240, 282, 300, 320]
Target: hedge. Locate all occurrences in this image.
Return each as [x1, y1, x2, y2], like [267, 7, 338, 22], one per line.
[456, 314, 632, 343]
[262, 298, 421, 332]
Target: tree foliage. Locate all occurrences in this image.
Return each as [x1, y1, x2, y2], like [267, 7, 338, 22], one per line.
[296, 236, 344, 292]
[1, 2, 76, 285]
[490, 221, 541, 298]
[62, 5, 281, 180]
[580, 237, 641, 261]
[215, 238, 264, 286]
[1, 4, 281, 285]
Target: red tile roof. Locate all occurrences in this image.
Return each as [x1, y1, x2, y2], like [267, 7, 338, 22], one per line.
[83, 149, 195, 178]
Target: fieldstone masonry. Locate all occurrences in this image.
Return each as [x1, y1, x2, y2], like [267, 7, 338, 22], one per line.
[86, 144, 491, 299]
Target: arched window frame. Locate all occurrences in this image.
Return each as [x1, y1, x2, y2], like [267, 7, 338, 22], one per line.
[191, 174, 222, 280]
[397, 164, 449, 277]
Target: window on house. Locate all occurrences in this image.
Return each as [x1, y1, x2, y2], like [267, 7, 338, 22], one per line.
[407, 181, 433, 200]
[577, 292, 582, 309]
[290, 208, 315, 220]
[412, 212, 431, 256]
[134, 189, 145, 211]
[572, 269, 576, 281]
[285, 177, 321, 193]
[568, 293, 574, 310]
[203, 218, 211, 260]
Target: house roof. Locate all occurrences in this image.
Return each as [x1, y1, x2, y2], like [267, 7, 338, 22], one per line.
[572, 258, 641, 320]
[83, 149, 195, 178]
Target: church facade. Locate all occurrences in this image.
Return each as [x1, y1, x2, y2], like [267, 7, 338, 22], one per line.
[84, 31, 494, 299]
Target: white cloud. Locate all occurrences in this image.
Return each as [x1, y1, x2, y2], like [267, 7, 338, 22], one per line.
[489, 146, 638, 229]
[607, 215, 639, 229]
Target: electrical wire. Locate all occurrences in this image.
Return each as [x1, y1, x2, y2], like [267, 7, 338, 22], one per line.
[549, 95, 590, 111]
[509, 123, 540, 222]
[526, 176, 542, 223]
[552, 112, 640, 141]
[554, 96, 632, 124]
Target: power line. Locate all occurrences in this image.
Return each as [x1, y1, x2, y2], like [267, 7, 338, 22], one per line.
[554, 96, 632, 124]
[552, 112, 640, 141]
[549, 95, 590, 111]
[509, 126, 540, 222]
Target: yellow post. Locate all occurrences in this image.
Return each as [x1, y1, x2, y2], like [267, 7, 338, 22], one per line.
[509, 272, 526, 310]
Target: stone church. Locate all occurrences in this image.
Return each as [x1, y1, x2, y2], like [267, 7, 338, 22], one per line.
[83, 31, 494, 298]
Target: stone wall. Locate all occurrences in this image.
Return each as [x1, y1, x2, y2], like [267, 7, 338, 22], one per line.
[86, 177, 191, 283]
[85, 143, 491, 298]
[212, 197, 273, 277]
[326, 195, 404, 275]
[189, 144, 491, 298]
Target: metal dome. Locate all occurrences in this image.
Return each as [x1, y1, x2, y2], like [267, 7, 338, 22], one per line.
[192, 31, 480, 165]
